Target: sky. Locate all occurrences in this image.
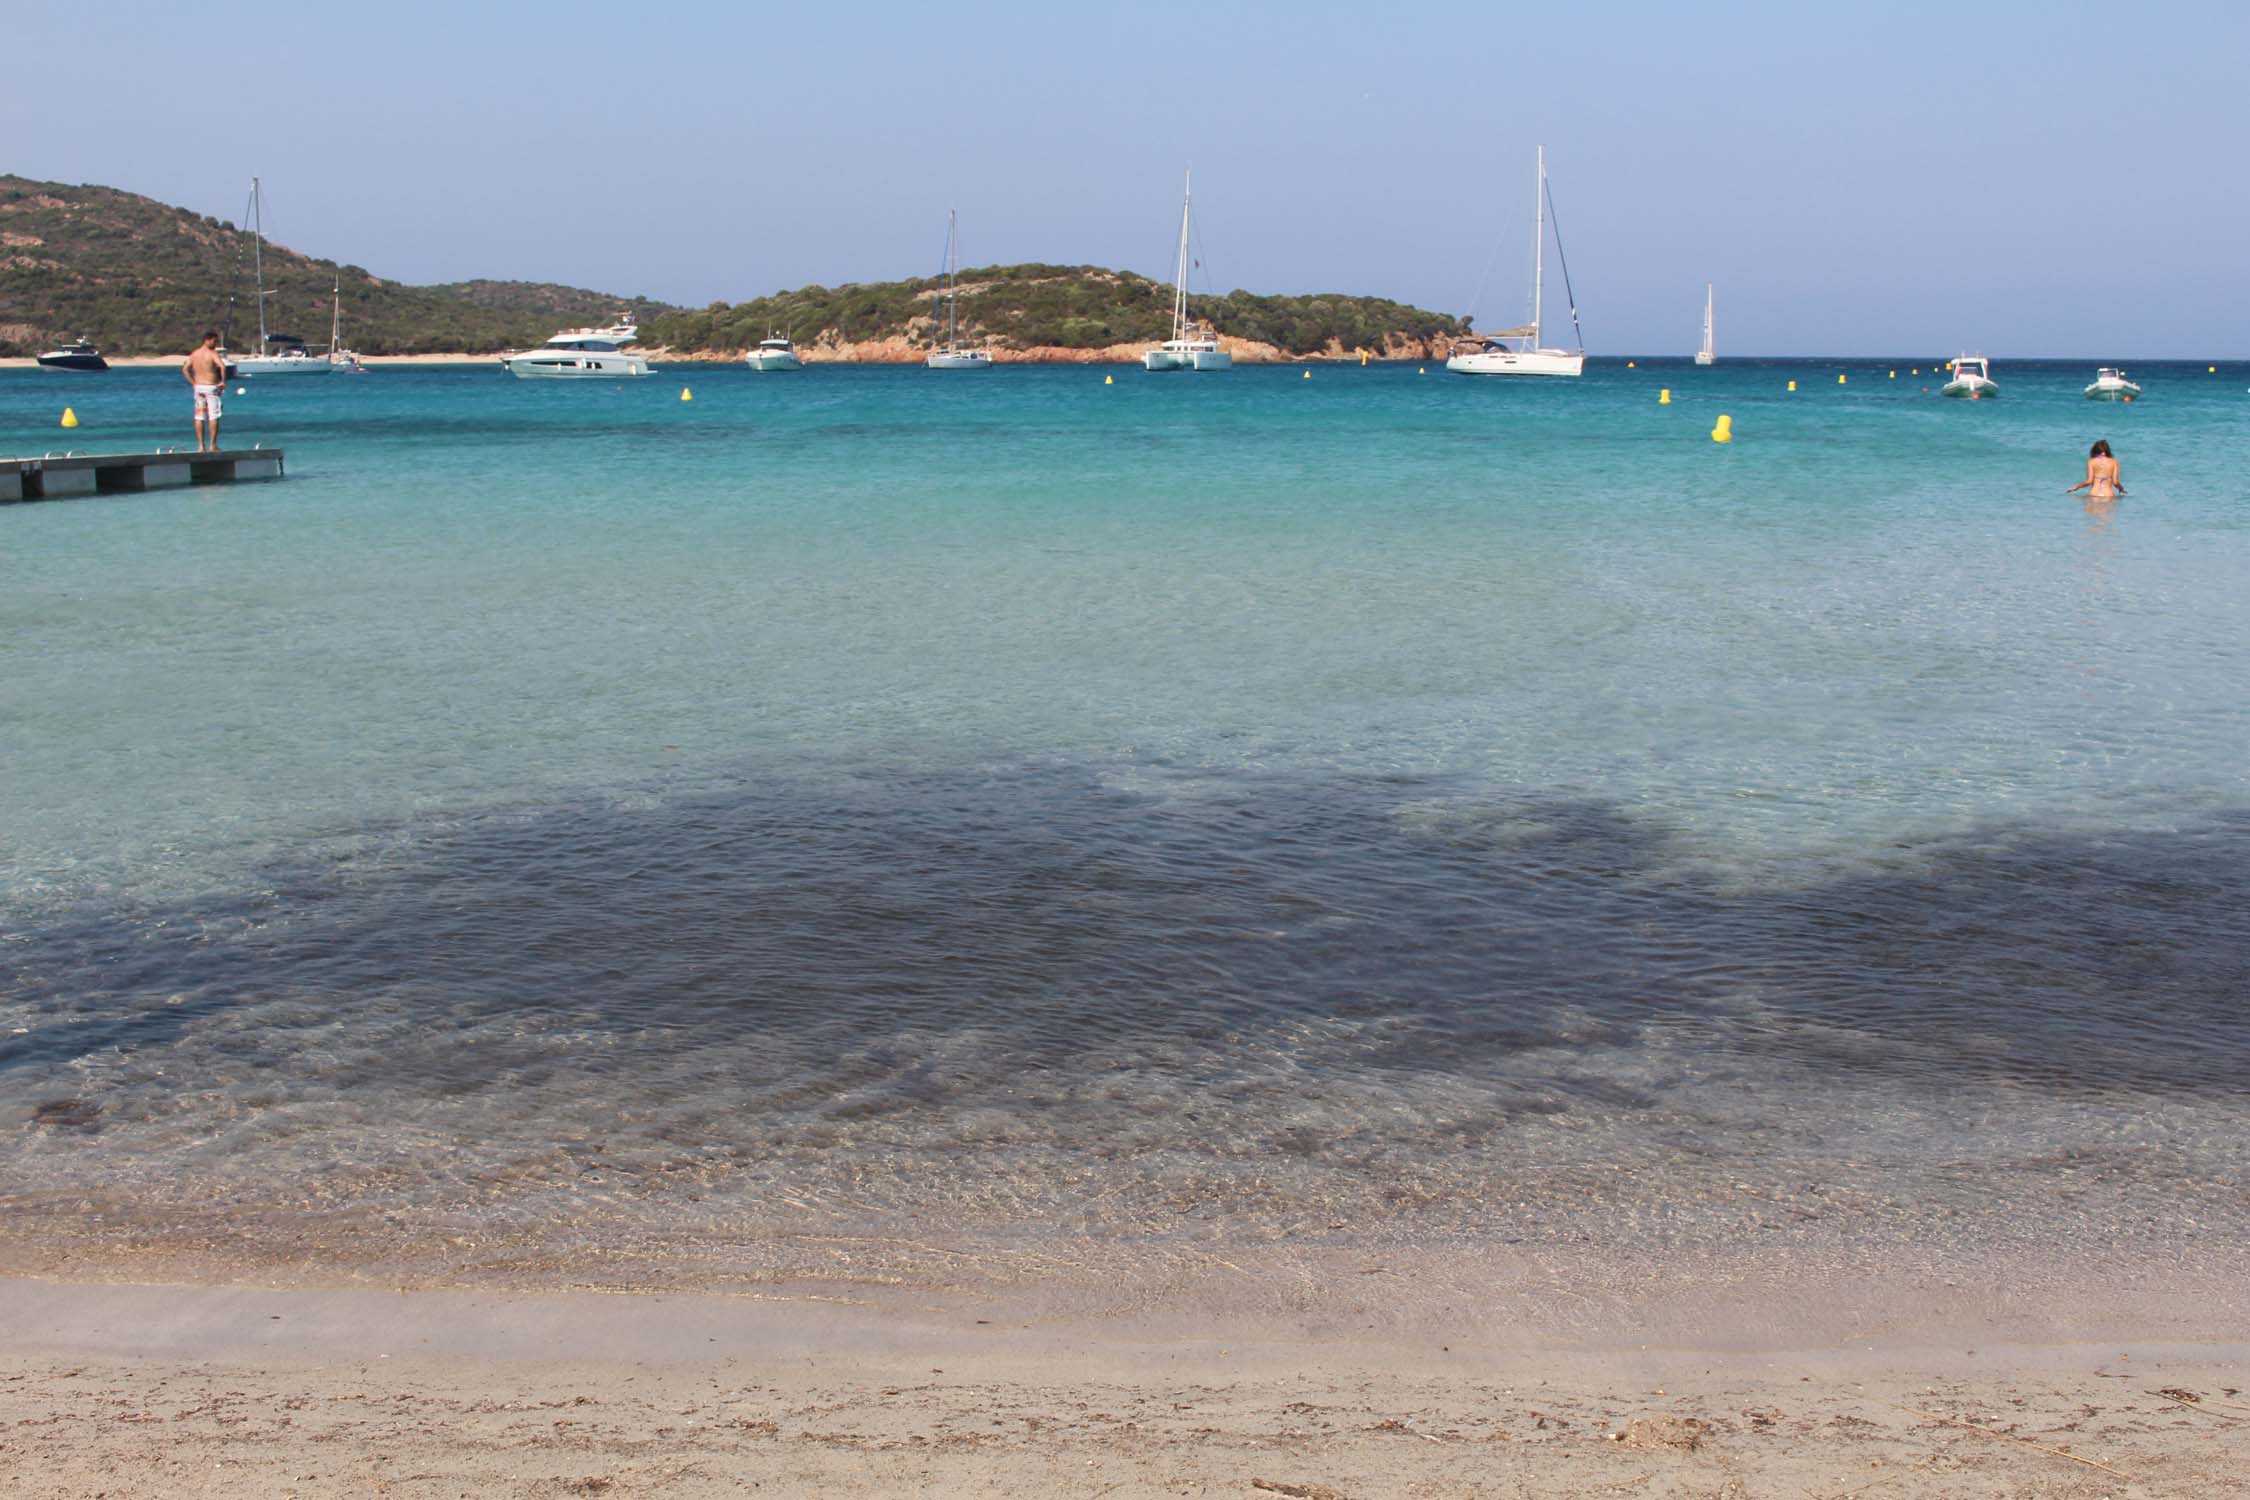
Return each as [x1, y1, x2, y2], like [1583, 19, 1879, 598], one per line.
[8, 0, 2245, 355]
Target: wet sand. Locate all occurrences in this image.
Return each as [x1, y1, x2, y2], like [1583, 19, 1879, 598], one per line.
[2, 1275, 2243, 1498]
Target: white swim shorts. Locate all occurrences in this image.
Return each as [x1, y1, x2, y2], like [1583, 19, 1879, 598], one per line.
[193, 383, 223, 419]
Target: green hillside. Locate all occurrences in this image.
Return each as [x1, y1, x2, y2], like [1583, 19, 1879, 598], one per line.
[0, 175, 665, 356]
[649, 264, 1467, 356]
[2, 174, 1468, 359]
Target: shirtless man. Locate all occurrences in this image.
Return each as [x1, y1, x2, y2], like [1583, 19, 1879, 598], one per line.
[2066, 438, 2125, 502]
[182, 331, 228, 452]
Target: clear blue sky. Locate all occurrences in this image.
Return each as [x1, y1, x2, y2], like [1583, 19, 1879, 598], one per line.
[10, 1, 2244, 354]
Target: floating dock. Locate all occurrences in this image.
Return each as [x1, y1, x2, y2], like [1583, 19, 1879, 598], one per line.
[0, 448, 285, 503]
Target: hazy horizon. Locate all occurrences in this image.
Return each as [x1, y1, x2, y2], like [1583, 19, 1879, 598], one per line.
[9, 0, 2245, 357]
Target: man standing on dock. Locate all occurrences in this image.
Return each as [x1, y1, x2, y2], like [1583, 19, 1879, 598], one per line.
[182, 331, 227, 453]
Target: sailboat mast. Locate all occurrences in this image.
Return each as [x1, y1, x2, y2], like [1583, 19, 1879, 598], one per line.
[1531, 147, 1545, 348]
[252, 177, 266, 350]
[1173, 171, 1193, 340]
[945, 209, 959, 348]
[1704, 284, 1714, 357]
[331, 280, 342, 353]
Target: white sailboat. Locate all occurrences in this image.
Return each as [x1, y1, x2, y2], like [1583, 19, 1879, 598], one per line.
[1694, 284, 1715, 366]
[1142, 171, 1231, 372]
[926, 209, 993, 370]
[1447, 146, 1586, 378]
[232, 178, 333, 376]
[328, 281, 365, 371]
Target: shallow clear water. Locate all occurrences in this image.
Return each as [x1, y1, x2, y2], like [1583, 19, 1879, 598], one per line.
[4, 359, 2247, 1282]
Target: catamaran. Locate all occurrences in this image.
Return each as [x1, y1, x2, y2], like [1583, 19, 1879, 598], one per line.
[926, 209, 992, 370]
[232, 178, 333, 376]
[1941, 355, 1999, 399]
[1142, 171, 1230, 372]
[1448, 147, 1586, 378]
[1694, 284, 1715, 366]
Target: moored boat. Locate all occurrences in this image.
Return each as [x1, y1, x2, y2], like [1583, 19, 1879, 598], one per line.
[926, 210, 993, 370]
[2084, 367, 2140, 401]
[1941, 355, 1998, 398]
[1142, 172, 1231, 372]
[232, 178, 333, 376]
[1694, 284, 1715, 366]
[36, 339, 107, 372]
[1447, 146, 1586, 378]
[500, 317, 652, 379]
[745, 335, 802, 371]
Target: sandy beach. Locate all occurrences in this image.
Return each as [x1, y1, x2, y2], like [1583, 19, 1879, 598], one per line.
[4, 1274, 2244, 1499]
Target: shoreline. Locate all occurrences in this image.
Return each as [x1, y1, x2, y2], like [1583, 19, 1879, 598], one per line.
[3, 1275, 2239, 1497]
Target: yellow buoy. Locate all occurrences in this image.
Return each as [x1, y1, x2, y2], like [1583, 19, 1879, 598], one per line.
[1838, 373, 1847, 384]
[1360, 352, 1369, 366]
[1911, 368, 1919, 375]
[680, 387, 693, 401]
[2211, 365, 2219, 373]
[1659, 388, 1671, 404]
[60, 407, 78, 428]
[1303, 369, 1312, 379]
[1418, 367, 1426, 375]
[1711, 413, 1734, 444]
[1627, 360, 1636, 369]
[1103, 374, 1113, 385]
[1889, 370, 1896, 379]
[1787, 379, 1797, 392]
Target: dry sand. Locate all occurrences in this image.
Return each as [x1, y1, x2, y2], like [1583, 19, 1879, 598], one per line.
[2, 1277, 2241, 1498]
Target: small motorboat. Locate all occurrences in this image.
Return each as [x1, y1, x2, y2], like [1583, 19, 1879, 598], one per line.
[745, 335, 802, 371]
[37, 339, 108, 372]
[2084, 367, 2140, 401]
[1941, 355, 1999, 399]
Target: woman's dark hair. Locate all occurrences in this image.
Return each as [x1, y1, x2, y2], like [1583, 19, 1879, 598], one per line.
[2089, 439, 2112, 458]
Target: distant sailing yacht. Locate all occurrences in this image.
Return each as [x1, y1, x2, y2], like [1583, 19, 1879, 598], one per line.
[233, 178, 332, 376]
[926, 210, 992, 370]
[1446, 147, 1586, 378]
[1694, 284, 1715, 366]
[1142, 172, 1231, 372]
[328, 281, 365, 372]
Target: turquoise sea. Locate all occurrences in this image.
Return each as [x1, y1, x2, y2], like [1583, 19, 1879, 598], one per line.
[3, 359, 2247, 1290]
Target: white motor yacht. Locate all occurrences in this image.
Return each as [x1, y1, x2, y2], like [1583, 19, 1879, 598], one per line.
[1142, 172, 1231, 372]
[746, 335, 802, 371]
[1447, 147, 1586, 378]
[501, 317, 652, 378]
[1941, 355, 1999, 398]
[2084, 367, 2141, 401]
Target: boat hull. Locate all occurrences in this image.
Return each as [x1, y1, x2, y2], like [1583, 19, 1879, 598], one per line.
[1190, 349, 1232, 370]
[37, 353, 108, 372]
[502, 352, 653, 378]
[1692, 353, 1715, 367]
[745, 352, 802, 371]
[1142, 349, 1191, 371]
[1940, 378, 1999, 398]
[1446, 348, 1585, 377]
[234, 356, 334, 376]
[926, 351, 992, 370]
[2084, 383, 2140, 401]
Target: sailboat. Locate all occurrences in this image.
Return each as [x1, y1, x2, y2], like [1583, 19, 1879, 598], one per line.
[1694, 284, 1715, 366]
[233, 178, 332, 376]
[1446, 146, 1586, 378]
[328, 281, 365, 371]
[1142, 171, 1231, 372]
[926, 210, 992, 370]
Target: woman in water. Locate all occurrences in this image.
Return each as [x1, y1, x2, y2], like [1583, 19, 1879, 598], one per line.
[2068, 439, 2125, 501]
